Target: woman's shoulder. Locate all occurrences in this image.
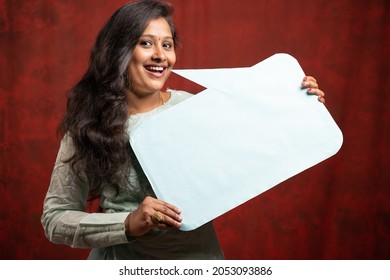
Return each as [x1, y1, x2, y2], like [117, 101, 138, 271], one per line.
[56, 133, 76, 161]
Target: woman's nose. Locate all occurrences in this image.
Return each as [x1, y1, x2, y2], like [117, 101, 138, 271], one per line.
[152, 45, 167, 62]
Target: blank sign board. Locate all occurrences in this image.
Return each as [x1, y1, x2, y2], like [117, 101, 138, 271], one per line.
[130, 53, 343, 231]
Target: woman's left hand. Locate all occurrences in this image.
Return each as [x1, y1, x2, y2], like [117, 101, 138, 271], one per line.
[301, 76, 325, 104]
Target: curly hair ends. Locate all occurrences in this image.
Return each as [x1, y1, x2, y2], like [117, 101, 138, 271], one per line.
[58, 0, 177, 198]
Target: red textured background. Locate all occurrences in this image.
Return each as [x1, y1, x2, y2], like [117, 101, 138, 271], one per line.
[1, 0, 389, 259]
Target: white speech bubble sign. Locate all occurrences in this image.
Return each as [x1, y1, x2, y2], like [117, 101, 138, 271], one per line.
[130, 53, 343, 231]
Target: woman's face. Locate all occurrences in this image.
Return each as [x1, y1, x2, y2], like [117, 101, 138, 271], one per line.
[128, 17, 176, 96]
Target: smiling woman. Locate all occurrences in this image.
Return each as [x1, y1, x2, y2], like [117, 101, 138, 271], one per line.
[127, 17, 177, 114]
[40, 0, 224, 260]
[40, 0, 325, 260]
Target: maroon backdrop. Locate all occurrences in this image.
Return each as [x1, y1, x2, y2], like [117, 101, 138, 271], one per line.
[1, 0, 389, 259]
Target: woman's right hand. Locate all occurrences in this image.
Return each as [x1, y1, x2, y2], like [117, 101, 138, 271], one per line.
[125, 196, 182, 237]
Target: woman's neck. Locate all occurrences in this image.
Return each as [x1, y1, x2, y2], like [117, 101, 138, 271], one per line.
[127, 90, 165, 115]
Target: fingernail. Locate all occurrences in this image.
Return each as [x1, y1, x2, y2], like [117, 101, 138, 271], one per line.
[302, 82, 306, 86]
[308, 88, 312, 92]
[303, 77, 307, 81]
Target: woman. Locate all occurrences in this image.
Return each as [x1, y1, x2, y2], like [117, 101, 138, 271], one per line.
[41, 0, 325, 260]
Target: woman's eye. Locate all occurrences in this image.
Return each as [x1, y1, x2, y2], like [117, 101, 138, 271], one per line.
[163, 42, 173, 50]
[139, 41, 152, 47]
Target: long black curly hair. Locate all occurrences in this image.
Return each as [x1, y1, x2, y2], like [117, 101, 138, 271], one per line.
[59, 0, 178, 198]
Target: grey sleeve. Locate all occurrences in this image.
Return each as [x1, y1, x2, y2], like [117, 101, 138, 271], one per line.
[41, 135, 130, 248]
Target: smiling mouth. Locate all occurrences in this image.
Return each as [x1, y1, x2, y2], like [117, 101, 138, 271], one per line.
[145, 65, 166, 74]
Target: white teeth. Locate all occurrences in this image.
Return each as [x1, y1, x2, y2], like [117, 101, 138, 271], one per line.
[146, 66, 164, 72]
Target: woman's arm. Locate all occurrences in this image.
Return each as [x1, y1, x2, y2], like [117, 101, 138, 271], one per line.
[41, 135, 130, 248]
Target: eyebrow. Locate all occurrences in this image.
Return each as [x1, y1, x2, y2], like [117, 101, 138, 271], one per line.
[140, 34, 173, 40]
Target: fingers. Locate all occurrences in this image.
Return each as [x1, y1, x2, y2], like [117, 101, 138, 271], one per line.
[150, 199, 182, 228]
[301, 76, 319, 89]
[150, 210, 181, 230]
[152, 197, 181, 216]
[126, 196, 182, 237]
[302, 76, 325, 104]
[308, 88, 326, 103]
